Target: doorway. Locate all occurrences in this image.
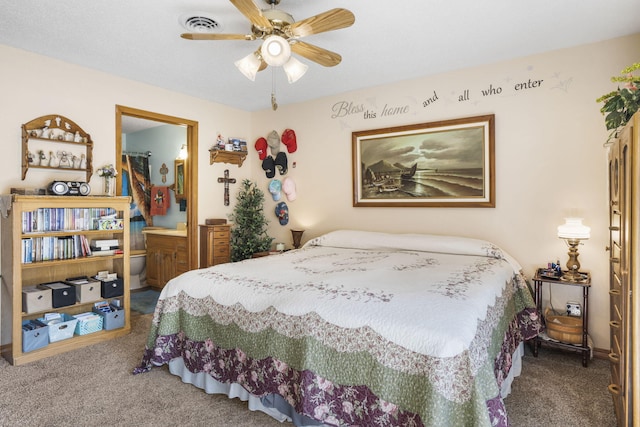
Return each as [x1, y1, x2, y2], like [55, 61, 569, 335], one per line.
[115, 105, 199, 271]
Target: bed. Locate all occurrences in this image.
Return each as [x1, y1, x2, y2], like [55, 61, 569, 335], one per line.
[134, 230, 541, 426]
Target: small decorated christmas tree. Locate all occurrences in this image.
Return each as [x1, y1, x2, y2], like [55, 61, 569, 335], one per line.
[229, 179, 274, 261]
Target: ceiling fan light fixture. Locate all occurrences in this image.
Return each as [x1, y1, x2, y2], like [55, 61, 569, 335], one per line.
[261, 35, 291, 66]
[283, 56, 308, 83]
[234, 51, 262, 81]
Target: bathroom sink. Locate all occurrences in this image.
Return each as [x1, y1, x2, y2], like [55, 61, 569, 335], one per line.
[142, 228, 187, 237]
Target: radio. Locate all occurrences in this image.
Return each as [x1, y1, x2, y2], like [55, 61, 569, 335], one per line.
[47, 181, 91, 196]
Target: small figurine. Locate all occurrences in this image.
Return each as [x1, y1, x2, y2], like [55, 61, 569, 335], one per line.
[57, 151, 71, 168]
[74, 131, 82, 142]
[27, 151, 35, 165]
[49, 151, 59, 167]
[79, 153, 86, 169]
[72, 154, 80, 169]
[216, 133, 226, 150]
[37, 150, 47, 166]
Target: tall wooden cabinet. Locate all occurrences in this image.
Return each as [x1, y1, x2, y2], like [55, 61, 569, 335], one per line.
[607, 112, 639, 426]
[0, 195, 131, 365]
[199, 224, 231, 268]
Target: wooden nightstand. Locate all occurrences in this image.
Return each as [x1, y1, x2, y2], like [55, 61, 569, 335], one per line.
[532, 267, 591, 367]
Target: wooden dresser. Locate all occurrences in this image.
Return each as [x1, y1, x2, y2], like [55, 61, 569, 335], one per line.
[607, 111, 639, 426]
[199, 224, 231, 268]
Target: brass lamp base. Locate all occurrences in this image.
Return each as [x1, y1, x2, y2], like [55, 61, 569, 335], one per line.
[559, 238, 588, 282]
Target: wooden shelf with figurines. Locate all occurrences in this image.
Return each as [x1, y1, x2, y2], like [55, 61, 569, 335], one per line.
[22, 114, 94, 182]
[209, 133, 247, 167]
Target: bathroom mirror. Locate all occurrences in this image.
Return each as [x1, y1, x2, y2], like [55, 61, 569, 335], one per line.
[174, 159, 186, 202]
[115, 105, 199, 272]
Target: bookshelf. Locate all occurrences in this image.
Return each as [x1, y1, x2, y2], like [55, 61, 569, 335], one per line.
[1, 195, 131, 365]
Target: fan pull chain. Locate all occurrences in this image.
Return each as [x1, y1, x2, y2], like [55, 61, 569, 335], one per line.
[271, 67, 278, 110]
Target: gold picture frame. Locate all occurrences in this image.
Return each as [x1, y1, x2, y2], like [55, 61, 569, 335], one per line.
[352, 115, 495, 207]
[174, 158, 186, 202]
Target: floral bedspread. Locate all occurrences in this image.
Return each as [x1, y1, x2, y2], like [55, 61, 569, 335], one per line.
[135, 230, 541, 426]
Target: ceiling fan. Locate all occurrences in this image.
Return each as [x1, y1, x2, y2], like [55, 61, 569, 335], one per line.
[181, 0, 355, 85]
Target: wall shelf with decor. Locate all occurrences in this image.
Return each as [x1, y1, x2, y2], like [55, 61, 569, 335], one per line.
[0, 195, 131, 366]
[209, 149, 247, 167]
[21, 114, 94, 181]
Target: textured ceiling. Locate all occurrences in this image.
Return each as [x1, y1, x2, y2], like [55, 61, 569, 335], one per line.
[1, 0, 639, 112]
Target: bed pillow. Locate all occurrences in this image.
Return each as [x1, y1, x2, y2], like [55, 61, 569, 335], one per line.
[305, 229, 522, 272]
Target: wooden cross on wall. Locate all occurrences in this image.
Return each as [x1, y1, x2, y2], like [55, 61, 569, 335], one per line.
[217, 169, 236, 206]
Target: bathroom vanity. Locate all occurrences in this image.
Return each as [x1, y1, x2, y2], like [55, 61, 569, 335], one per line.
[144, 229, 188, 290]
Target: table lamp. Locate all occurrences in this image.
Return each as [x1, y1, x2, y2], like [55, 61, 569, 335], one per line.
[557, 218, 590, 282]
[291, 229, 305, 249]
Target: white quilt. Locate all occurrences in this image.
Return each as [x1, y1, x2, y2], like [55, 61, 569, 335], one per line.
[160, 229, 519, 358]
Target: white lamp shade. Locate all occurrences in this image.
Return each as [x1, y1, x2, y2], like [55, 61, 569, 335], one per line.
[261, 35, 291, 67]
[234, 52, 262, 81]
[177, 144, 188, 159]
[557, 218, 591, 240]
[283, 56, 308, 83]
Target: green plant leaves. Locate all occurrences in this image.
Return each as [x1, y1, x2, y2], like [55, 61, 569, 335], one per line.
[597, 64, 640, 135]
[229, 179, 274, 262]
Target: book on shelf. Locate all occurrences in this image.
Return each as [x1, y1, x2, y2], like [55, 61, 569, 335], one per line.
[21, 207, 117, 233]
[21, 234, 92, 263]
[89, 249, 123, 257]
[89, 238, 120, 252]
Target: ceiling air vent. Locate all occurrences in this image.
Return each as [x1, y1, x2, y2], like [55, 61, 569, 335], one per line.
[181, 14, 221, 33]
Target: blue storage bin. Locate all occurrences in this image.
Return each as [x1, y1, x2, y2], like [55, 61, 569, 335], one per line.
[38, 313, 78, 342]
[73, 312, 104, 335]
[22, 319, 49, 353]
[93, 305, 125, 330]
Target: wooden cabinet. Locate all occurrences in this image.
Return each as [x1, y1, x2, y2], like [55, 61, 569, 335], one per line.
[199, 224, 231, 268]
[0, 195, 130, 366]
[607, 112, 639, 426]
[145, 232, 188, 289]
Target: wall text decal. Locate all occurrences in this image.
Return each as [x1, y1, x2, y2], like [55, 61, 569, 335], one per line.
[331, 71, 548, 122]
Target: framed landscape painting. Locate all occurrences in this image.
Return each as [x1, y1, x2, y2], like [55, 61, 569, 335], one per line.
[352, 115, 495, 207]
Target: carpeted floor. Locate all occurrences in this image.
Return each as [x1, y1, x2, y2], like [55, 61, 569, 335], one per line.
[130, 288, 160, 315]
[505, 345, 616, 426]
[0, 313, 617, 426]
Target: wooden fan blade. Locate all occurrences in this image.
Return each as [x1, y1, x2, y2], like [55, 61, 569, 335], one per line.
[287, 8, 355, 38]
[181, 33, 254, 41]
[230, 0, 272, 30]
[291, 41, 342, 67]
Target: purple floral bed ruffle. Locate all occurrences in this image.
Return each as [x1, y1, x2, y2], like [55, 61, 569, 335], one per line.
[134, 306, 540, 427]
[135, 331, 423, 426]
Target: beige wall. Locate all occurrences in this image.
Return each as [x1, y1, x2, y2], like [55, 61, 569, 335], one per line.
[251, 33, 640, 350]
[0, 43, 253, 235]
[0, 44, 252, 345]
[1, 33, 639, 350]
